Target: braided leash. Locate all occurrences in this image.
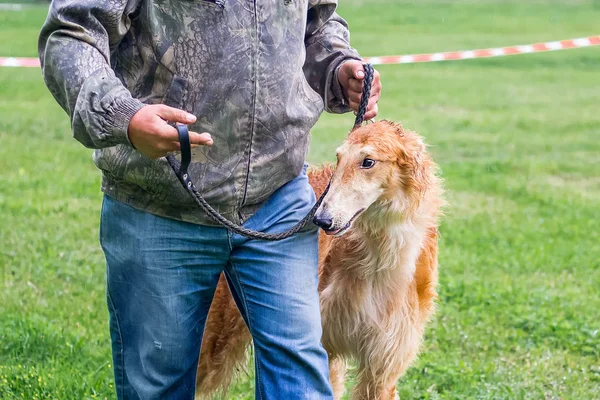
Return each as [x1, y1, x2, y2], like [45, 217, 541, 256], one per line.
[353, 63, 374, 130]
[166, 63, 374, 240]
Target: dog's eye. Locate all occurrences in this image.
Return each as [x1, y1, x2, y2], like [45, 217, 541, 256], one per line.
[361, 158, 376, 169]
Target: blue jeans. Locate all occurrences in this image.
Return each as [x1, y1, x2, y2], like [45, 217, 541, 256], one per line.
[100, 168, 333, 399]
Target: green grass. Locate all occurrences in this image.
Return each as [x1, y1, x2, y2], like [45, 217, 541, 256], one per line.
[1, 1, 599, 399]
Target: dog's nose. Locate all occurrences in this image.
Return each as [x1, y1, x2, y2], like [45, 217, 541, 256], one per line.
[313, 213, 334, 231]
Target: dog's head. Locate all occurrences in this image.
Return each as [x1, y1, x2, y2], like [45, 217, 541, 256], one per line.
[313, 121, 439, 236]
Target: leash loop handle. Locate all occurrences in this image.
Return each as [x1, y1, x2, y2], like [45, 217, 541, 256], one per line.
[168, 63, 374, 240]
[176, 124, 191, 178]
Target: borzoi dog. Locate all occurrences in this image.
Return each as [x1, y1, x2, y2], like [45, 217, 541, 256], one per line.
[196, 121, 444, 400]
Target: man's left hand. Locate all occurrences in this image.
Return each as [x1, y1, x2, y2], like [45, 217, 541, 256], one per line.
[337, 60, 382, 120]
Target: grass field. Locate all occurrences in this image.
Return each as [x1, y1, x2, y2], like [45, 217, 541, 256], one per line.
[1, 1, 599, 399]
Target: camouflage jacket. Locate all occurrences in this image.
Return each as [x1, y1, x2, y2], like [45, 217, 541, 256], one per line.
[38, 0, 361, 226]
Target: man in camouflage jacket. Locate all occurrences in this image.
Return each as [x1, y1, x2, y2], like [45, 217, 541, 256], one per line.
[39, 0, 381, 398]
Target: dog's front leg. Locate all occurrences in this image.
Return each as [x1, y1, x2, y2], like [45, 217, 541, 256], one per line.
[328, 356, 347, 400]
[351, 361, 406, 400]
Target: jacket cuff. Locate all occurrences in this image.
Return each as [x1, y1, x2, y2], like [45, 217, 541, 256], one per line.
[104, 97, 145, 147]
[327, 56, 363, 114]
[332, 62, 348, 105]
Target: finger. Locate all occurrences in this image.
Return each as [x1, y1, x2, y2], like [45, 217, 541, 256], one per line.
[167, 142, 203, 151]
[370, 78, 382, 98]
[166, 131, 213, 149]
[337, 64, 351, 86]
[157, 127, 214, 148]
[344, 60, 366, 80]
[354, 69, 365, 80]
[156, 123, 180, 141]
[155, 105, 197, 124]
[350, 95, 378, 117]
[348, 91, 363, 104]
[366, 96, 378, 112]
[348, 78, 363, 93]
[166, 142, 205, 151]
[349, 80, 380, 104]
[372, 69, 381, 84]
[148, 150, 168, 160]
[159, 140, 181, 152]
[364, 103, 379, 120]
[369, 89, 381, 104]
[189, 132, 213, 146]
[339, 60, 358, 81]
[369, 89, 381, 101]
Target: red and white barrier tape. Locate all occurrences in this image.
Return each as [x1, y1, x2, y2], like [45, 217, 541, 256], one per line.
[0, 57, 40, 67]
[364, 36, 600, 65]
[1, 36, 598, 68]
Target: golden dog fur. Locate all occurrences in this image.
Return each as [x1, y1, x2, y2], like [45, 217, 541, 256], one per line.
[195, 121, 444, 399]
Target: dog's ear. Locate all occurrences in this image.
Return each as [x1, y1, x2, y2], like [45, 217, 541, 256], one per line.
[381, 120, 406, 137]
[392, 121, 405, 137]
[412, 143, 433, 200]
[397, 134, 431, 200]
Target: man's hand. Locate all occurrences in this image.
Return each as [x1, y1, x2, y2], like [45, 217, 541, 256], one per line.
[337, 60, 382, 120]
[127, 105, 213, 159]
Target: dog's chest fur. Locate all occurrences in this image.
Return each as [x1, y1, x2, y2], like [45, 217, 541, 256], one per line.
[319, 221, 425, 362]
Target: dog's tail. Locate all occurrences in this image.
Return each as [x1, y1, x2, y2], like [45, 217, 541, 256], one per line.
[195, 274, 252, 399]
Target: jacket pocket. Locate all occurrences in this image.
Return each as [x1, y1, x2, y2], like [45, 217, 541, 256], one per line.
[300, 75, 324, 109]
[162, 75, 187, 109]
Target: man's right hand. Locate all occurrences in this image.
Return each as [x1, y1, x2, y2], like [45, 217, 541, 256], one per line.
[127, 105, 213, 159]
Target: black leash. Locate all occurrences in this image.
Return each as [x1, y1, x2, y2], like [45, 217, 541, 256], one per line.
[353, 63, 374, 130]
[166, 63, 374, 240]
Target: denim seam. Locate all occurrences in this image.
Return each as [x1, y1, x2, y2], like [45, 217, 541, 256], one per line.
[107, 289, 125, 400]
[227, 261, 265, 400]
[226, 231, 234, 252]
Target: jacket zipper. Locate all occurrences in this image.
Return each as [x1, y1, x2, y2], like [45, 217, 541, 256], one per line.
[239, 0, 259, 217]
